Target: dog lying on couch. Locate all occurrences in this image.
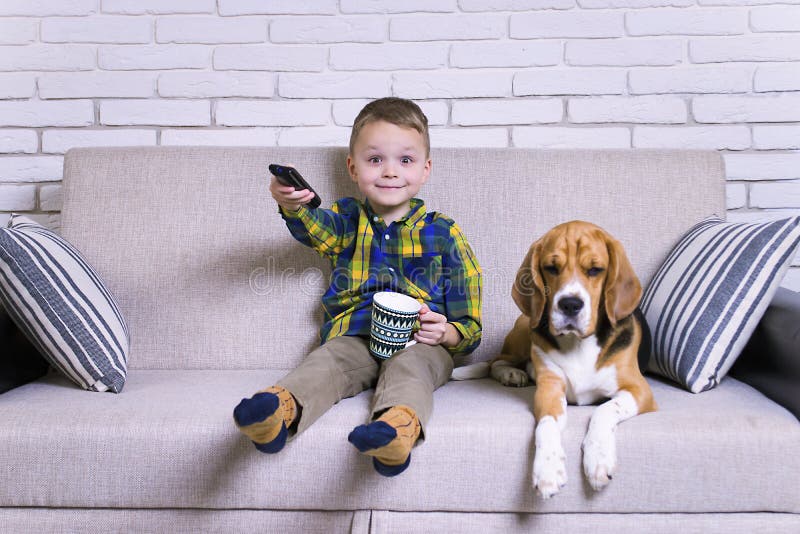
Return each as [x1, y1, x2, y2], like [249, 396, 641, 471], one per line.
[454, 221, 656, 499]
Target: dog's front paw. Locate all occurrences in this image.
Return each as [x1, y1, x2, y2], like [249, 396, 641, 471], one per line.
[582, 431, 617, 491]
[533, 440, 567, 499]
[491, 365, 530, 387]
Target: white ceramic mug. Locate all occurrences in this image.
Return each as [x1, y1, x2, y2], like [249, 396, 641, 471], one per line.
[369, 291, 421, 359]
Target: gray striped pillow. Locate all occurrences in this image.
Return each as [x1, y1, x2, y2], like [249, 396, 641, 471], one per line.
[641, 216, 800, 393]
[0, 215, 129, 393]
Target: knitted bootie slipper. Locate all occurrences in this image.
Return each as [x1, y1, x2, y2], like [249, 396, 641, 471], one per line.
[233, 386, 296, 454]
[348, 405, 420, 477]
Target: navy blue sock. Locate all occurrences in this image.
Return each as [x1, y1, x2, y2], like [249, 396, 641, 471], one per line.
[348, 421, 413, 477]
[252, 423, 288, 454]
[348, 421, 397, 452]
[233, 392, 288, 454]
[233, 392, 279, 427]
[372, 455, 412, 477]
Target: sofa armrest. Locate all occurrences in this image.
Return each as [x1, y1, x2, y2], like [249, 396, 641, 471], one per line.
[730, 287, 800, 420]
[0, 305, 50, 394]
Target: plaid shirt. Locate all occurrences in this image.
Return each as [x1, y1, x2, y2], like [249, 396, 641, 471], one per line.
[280, 197, 482, 356]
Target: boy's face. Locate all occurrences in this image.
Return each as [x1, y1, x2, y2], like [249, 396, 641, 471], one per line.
[347, 120, 431, 223]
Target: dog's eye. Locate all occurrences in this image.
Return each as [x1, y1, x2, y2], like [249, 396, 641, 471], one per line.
[587, 267, 604, 277]
[543, 265, 558, 275]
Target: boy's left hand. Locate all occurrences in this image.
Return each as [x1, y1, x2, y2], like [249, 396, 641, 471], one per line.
[414, 304, 461, 348]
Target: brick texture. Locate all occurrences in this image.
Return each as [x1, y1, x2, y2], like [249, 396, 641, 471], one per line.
[0, 2, 798, 288]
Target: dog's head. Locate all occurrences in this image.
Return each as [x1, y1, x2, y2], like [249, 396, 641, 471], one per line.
[512, 221, 642, 338]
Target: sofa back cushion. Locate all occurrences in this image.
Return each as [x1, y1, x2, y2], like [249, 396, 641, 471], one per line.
[60, 147, 724, 370]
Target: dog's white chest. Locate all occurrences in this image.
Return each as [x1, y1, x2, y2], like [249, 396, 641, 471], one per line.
[538, 335, 619, 405]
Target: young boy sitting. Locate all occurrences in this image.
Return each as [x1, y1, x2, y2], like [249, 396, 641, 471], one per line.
[233, 97, 482, 477]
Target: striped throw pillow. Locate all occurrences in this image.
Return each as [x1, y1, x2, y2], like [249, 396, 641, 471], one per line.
[0, 215, 129, 393]
[641, 216, 800, 393]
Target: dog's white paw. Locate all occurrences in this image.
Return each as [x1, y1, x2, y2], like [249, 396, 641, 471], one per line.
[533, 441, 567, 499]
[491, 365, 530, 387]
[582, 431, 617, 491]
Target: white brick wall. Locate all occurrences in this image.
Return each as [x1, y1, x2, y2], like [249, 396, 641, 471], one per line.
[42, 130, 156, 154]
[100, 100, 210, 126]
[0, 2, 798, 289]
[625, 8, 747, 36]
[156, 16, 266, 45]
[569, 96, 687, 123]
[42, 17, 152, 44]
[158, 72, 274, 98]
[40, 72, 155, 99]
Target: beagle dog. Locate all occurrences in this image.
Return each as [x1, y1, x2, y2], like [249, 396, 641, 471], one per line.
[454, 221, 656, 499]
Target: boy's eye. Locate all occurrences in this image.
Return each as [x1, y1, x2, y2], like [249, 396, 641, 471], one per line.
[401, 157, 412, 164]
[368, 156, 381, 164]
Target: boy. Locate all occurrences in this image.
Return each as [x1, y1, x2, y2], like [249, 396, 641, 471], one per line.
[233, 97, 482, 477]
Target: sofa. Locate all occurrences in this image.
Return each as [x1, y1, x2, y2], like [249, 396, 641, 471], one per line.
[1, 147, 798, 533]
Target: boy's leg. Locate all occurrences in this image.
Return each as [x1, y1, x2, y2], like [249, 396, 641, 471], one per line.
[234, 335, 378, 452]
[348, 343, 453, 476]
[279, 336, 377, 435]
[371, 342, 453, 431]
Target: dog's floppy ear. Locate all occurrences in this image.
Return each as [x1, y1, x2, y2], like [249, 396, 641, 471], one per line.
[512, 240, 546, 324]
[603, 233, 642, 326]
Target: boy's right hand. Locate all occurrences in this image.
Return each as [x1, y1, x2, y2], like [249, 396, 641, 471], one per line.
[269, 164, 316, 212]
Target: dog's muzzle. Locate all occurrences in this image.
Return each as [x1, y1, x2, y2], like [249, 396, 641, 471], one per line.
[551, 286, 591, 336]
[557, 296, 584, 318]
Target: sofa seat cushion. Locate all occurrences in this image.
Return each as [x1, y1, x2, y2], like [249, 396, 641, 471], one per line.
[0, 369, 797, 514]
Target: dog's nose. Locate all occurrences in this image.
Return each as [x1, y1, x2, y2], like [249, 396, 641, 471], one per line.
[558, 296, 584, 317]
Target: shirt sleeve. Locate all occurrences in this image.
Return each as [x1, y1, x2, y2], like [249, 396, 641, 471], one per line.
[279, 200, 355, 257]
[441, 222, 482, 356]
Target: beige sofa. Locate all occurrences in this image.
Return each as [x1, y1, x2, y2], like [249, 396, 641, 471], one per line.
[1, 147, 798, 533]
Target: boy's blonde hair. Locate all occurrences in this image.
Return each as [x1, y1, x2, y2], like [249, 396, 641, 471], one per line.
[349, 97, 430, 157]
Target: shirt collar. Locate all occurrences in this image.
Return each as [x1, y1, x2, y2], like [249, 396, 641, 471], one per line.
[364, 198, 426, 228]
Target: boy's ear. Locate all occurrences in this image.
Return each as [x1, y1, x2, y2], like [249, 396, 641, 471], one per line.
[422, 158, 432, 184]
[346, 155, 358, 183]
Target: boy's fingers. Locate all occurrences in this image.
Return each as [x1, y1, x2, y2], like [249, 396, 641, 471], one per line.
[417, 321, 443, 334]
[414, 332, 436, 344]
[419, 311, 445, 324]
[415, 329, 443, 345]
[270, 179, 298, 195]
[283, 189, 309, 200]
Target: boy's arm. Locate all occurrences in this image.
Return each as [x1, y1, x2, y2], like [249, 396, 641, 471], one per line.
[270, 173, 354, 257]
[279, 201, 354, 257]
[441, 223, 482, 356]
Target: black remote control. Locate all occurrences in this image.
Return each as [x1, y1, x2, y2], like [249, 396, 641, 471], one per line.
[268, 164, 321, 209]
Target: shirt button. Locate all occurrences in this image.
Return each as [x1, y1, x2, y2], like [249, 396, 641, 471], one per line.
[384, 234, 390, 240]
[373, 216, 380, 222]
[388, 267, 395, 272]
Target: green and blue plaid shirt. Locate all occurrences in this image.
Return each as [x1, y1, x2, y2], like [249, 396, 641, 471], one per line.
[280, 197, 482, 356]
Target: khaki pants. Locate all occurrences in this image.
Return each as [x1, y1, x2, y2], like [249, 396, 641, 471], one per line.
[277, 336, 453, 440]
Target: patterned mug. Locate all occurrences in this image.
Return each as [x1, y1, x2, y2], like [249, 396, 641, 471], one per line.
[369, 291, 421, 359]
